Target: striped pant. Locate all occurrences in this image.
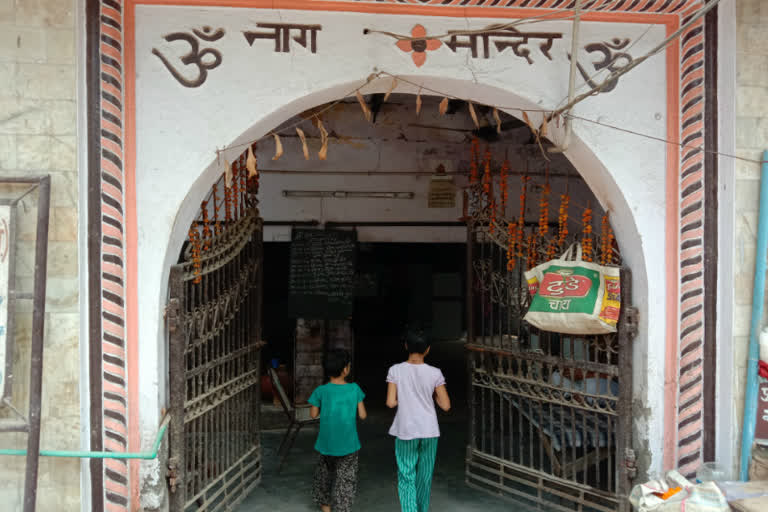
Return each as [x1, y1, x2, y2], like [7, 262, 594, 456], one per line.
[394, 437, 439, 512]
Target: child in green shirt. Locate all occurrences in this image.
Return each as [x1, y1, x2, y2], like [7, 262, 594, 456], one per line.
[309, 349, 367, 512]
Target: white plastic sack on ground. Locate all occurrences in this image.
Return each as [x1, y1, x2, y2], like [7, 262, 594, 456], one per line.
[629, 471, 728, 512]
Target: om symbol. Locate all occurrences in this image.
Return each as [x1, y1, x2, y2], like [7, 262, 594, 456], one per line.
[569, 38, 634, 94]
[152, 26, 226, 88]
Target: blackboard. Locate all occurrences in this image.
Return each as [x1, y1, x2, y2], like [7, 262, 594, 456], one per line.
[288, 229, 356, 319]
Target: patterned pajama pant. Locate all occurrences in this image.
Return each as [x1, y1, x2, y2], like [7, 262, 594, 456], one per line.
[394, 437, 439, 512]
[312, 451, 359, 512]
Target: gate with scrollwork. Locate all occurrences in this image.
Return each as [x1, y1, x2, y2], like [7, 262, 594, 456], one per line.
[463, 148, 637, 512]
[166, 160, 264, 512]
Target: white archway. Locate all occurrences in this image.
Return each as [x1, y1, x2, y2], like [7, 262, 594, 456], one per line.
[141, 76, 661, 479]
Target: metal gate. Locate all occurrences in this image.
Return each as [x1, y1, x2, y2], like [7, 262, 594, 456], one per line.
[167, 164, 264, 512]
[464, 161, 637, 512]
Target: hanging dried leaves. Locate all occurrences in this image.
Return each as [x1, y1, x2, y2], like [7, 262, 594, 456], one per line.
[356, 90, 372, 122]
[317, 118, 329, 161]
[540, 115, 549, 138]
[493, 108, 502, 134]
[468, 101, 479, 128]
[439, 97, 449, 116]
[224, 158, 232, 189]
[415, 89, 422, 116]
[272, 133, 284, 161]
[296, 127, 309, 160]
[383, 78, 397, 102]
[246, 145, 257, 177]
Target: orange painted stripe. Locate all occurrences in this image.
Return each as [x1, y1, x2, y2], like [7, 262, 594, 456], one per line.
[663, 14, 681, 472]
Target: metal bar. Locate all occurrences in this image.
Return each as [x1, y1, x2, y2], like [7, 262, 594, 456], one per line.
[168, 265, 188, 510]
[22, 175, 50, 512]
[617, 267, 635, 509]
[466, 344, 618, 376]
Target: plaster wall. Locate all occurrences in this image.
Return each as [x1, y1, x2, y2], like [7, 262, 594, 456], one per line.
[134, 5, 669, 481]
[0, 0, 80, 511]
[730, 0, 768, 477]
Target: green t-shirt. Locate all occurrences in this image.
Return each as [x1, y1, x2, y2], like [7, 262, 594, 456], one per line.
[308, 382, 365, 456]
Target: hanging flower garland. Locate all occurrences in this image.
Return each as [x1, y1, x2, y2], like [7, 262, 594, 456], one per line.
[499, 158, 509, 217]
[600, 213, 615, 265]
[582, 204, 594, 262]
[489, 199, 497, 234]
[526, 233, 537, 270]
[538, 181, 551, 238]
[507, 220, 517, 271]
[482, 146, 493, 203]
[469, 138, 480, 185]
[189, 227, 202, 284]
[557, 193, 570, 249]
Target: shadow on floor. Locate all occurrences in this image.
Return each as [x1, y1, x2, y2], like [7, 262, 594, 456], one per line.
[235, 410, 520, 511]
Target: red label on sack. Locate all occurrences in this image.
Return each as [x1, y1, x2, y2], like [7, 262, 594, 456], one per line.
[539, 273, 592, 298]
[606, 279, 620, 295]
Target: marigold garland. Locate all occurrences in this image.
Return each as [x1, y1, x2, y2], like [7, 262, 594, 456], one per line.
[600, 213, 615, 265]
[189, 227, 202, 284]
[582, 205, 594, 262]
[539, 181, 551, 238]
[557, 193, 570, 249]
[489, 199, 496, 234]
[482, 146, 493, 202]
[526, 233, 537, 270]
[499, 158, 509, 216]
[469, 138, 480, 184]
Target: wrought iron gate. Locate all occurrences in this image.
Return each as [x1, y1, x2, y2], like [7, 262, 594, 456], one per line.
[167, 164, 264, 511]
[464, 162, 637, 511]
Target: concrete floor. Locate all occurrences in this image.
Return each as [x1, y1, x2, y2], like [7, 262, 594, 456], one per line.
[235, 409, 520, 512]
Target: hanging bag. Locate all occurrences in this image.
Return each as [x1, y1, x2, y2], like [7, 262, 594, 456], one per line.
[523, 243, 621, 335]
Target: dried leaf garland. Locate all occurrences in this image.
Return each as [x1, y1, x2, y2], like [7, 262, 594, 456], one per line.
[493, 108, 502, 134]
[468, 101, 479, 128]
[224, 158, 232, 188]
[272, 133, 284, 161]
[246, 145, 257, 177]
[540, 115, 549, 138]
[522, 111, 535, 134]
[439, 97, 449, 115]
[383, 78, 398, 102]
[356, 90, 372, 122]
[416, 89, 422, 116]
[296, 127, 309, 160]
[317, 118, 329, 161]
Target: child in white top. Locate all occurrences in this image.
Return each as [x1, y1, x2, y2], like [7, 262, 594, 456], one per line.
[386, 332, 451, 512]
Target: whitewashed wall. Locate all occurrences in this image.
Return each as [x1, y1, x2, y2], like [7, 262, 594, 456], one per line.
[134, 5, 669, 481]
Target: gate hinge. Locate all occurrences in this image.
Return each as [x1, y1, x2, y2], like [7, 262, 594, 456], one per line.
[624, 307, 639, 339]
[166, 298, 180, 334]
[624, 448, 637, 480]
[167, 456, 179, 493]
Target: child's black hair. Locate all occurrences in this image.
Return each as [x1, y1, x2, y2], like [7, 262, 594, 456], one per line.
[403, 330, 431, 355]
[324, 349, 351, 378]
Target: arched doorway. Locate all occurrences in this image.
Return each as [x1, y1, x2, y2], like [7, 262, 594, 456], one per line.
[162, 91, 645, 511]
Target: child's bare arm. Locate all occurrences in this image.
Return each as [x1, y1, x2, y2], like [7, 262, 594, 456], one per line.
[358, 401, 367, 420]
[434, 385, 451, 412]
[310, 405, 320, 419]
[386, 382, 398, 408]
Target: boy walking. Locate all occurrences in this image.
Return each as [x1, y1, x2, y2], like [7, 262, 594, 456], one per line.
[386, 332, 451, 512]
[309, 349, 367, 512]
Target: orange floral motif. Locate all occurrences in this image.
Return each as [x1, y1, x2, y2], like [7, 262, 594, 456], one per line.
[396, 25, 442, 68]
[582, 205, 594, 262]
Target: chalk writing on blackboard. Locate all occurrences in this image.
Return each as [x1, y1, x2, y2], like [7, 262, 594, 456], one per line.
[289, 229, 356, 319]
